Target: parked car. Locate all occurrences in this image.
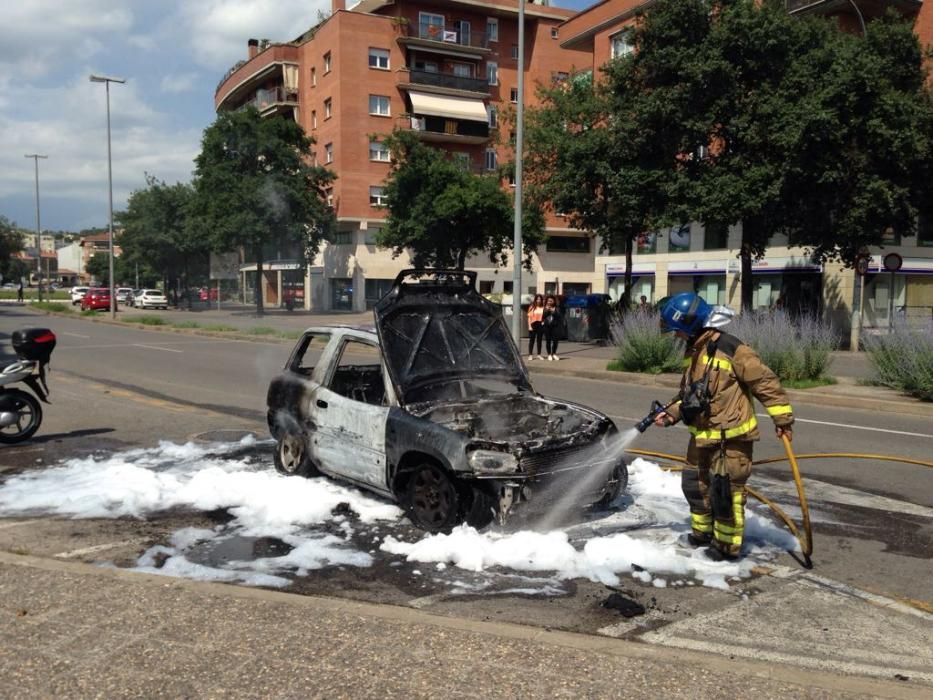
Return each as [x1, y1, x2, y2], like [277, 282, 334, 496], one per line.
[198, 286, 219, 302]
[115, 287, 134, 305]
[136, 289, 168, 310]
[1, 283, 16, 290]
[70, 286, 90, 305]
[80, 288, 112, 312]
[266, 269, 628, 533]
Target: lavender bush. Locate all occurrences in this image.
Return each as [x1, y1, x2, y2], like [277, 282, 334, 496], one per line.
[609, 310, 683, 374]
[727, 311, 836, 382]
[863, 322, 933, 401]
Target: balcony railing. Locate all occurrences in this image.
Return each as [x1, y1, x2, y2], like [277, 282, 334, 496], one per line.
[237, 85, 298, 112]
[416, 21, 489, 49]
[409, 115, 489, 140]
[217, 60, 247, 95]
[406, 68, 489, 93]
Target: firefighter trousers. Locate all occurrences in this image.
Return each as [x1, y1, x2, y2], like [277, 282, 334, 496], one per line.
[681, 437, 754, 557]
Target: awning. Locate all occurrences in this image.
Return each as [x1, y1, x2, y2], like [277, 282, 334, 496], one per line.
[408, 91, 488, 123]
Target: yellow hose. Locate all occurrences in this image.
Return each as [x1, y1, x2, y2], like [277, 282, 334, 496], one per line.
[624, 446, 930, 567]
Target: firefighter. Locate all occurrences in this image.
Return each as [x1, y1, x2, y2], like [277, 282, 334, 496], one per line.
[654, 293, 794, 561]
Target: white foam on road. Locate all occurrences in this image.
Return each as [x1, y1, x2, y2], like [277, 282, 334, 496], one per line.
[0, 445, 797, 591]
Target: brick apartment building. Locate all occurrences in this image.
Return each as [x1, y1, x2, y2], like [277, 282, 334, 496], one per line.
[214, 0, 933, 338]
[214, 0, 600, 311]
[561, 0, 933, 341]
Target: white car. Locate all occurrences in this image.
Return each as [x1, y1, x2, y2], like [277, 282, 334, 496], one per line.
[70, 287, 89, 305]
[136, 289, 168, 310]
[115, 287, 134, 305]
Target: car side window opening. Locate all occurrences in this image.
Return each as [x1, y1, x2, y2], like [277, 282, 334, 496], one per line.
[328, 339, 386, 406]
[290, 332, 331, 376]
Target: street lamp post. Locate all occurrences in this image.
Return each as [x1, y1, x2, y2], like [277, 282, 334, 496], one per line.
[511, 0, 526, 344]
[24, 154, 48, 302]
[89, 74, 125, 319]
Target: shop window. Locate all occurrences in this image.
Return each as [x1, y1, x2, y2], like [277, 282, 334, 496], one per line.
[704, 222, 728, 250]
[369, 48, 389, 70]
[546, 236, 590, 253]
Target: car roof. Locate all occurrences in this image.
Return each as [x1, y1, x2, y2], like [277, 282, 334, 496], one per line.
[143, 289, 164, 294]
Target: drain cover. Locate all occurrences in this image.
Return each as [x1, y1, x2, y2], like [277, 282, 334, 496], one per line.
[191, 429, 260, 443]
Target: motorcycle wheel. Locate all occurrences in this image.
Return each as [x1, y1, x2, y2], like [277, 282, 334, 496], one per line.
[0, 389, 42, 444]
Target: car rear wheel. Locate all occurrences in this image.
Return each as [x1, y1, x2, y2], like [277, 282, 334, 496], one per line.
[273, 431, 318, 477]
[405, 463, 463, 533]
[592, 460, 629, 510]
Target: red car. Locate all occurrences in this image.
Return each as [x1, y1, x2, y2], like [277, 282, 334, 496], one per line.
[80, 288, 113, 311]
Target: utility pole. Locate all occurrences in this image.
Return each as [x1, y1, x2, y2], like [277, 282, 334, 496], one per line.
[24, 154, 48, 302]
[90, 74, 125, 319]
[511, 0, 526, 345]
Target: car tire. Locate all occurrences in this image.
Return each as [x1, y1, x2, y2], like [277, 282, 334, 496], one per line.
[464, 483, 496, 529]
[273, 430, 318, 478]
[592, 460, 629, 510]
[404, 462, 463, 533]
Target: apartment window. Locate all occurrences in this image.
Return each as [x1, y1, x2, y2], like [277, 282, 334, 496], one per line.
[551, 27, 559, 39]
[323, 52, 332, 73]
[452, 62, 473, 78]
[479, 280, 494, 294]
[369, 186, 387, 207]
[310, 67, 316, 87]
[333, 230, 352, 245]
[369, 47, 389, 70]
[704, 222, 729, 250]
[487, 62, 498, 86]
[311, 110, 317, 129]
[453, 152, 471, 171]
[510, 87, 518, 103]
[546, 236, 591, 253]
[324, 98, 332, 119]
[369, 140, 390, 162]
[325, 187, 334, 207]
[324, 143, 333, 164]
[488, 105, 497, 128]
[610, 29, 634, 59]
[369, 94, 390, 116]
[414, 59, 439, 73]
[919, 214, 933, 247]
[511, 44, 519, 60]
[484, 148, 497, 171]
[419, 12, 445, 40]
[551, 71, 569, 85]
[503, 281, 513, 294]
[487, 18, 498, 42]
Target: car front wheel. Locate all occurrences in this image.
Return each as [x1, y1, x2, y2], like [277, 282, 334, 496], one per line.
[404, 463, 463, 533]
[273, 431, 318, 477]
[592, 460, 629, 510]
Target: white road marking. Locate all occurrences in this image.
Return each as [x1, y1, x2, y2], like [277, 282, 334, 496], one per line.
[132, 344, 183, 353]
[61, 332, 91, 338]
[756, 413, 932, 440]
[52, 539, 147, 559]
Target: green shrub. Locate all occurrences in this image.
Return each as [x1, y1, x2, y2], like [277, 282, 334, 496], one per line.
[609, 310, 683, 374]
[171, 321, 201, 329]
[245, 326, 277, 336]
[79, 310, 98, 317]
[202, 324, 237, 332]
[863, 323, 933, 401]
[124, 315, 166, 326]
[728, 311, 835, 382]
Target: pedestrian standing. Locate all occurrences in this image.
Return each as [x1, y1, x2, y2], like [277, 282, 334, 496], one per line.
[526, 293, 545, 361]
[653, 293, 794, 561]
[543, 294, 562, 361]
[17, 281, 24, 303]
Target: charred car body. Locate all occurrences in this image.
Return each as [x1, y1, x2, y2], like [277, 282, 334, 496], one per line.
[267, 270, 627, 531]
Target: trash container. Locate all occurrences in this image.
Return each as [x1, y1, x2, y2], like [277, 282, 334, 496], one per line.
[500, 294, 535, 338]
[564, 294, 611, 342]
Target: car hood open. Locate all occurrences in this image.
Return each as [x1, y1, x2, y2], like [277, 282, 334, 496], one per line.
[373, 269, 530, 406]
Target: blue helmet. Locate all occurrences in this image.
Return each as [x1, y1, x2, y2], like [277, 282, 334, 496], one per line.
[660, 292, 711, 336]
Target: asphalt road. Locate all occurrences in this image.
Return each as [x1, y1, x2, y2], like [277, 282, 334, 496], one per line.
[0, 306, 930, 664]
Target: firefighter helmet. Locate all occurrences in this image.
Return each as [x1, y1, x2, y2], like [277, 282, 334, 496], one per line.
[659, 292, 711, 336]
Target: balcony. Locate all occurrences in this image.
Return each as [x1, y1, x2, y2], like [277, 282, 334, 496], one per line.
[400, 68, 490, 96]
[404, 115, 490, 145]
[785, 0, 922, 18]
[237, 85, 299, 115]
[396, 21, 491, 58]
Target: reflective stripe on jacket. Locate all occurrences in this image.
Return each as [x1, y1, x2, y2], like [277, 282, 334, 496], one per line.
[666, 329, 793, 447]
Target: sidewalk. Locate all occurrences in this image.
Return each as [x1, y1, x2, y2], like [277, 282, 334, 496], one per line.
[2, 551, 929, 699]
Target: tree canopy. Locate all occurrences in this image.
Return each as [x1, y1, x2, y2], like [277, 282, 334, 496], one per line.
[0, 216, 26, 284]
[189, 107, 335, 314]
[376, 130, 542, 271]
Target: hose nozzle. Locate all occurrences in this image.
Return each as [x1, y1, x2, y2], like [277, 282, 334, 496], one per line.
[635, 400, 668, 433]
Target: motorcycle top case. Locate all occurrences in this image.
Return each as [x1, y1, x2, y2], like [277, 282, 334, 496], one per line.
[11, 328, 56, 363]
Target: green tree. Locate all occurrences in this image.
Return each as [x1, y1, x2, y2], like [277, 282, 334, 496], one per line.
[0, 215, 26, 282]
[84, 252, 132, 286]
[118, 175, 205, 300]
[377, 130, 542, 270]
[190, 107, 335, 315]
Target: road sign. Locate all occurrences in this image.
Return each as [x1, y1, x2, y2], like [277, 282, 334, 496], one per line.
[883, 252, 903, 273]
[855, 256, 870, 276]
[210, 252, 240, 280]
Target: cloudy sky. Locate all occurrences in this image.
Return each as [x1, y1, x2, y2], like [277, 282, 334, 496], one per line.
[1, 0, 592, 233]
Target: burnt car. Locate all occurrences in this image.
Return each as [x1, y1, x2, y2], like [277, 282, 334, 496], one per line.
[266, 269, 627, 532]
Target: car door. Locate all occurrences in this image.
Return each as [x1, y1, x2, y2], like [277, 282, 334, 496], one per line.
[310, 336, 390, 491]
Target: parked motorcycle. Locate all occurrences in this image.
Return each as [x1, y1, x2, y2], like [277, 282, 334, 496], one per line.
[0, 328, 56, 443]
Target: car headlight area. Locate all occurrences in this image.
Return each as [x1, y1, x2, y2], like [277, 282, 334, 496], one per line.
[467, 449, 518, 476]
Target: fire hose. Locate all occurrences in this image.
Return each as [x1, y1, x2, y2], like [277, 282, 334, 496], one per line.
[625, 443, 933, 569]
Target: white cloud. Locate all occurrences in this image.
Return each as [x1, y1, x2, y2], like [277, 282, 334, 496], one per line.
[161, 73, 199, 93]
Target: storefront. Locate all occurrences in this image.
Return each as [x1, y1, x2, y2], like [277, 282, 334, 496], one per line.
[605, 262, 655, 305]
[858, 257, 933, 327]
[667, 260, 727, 305]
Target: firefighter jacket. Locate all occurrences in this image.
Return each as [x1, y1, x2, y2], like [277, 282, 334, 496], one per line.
[665, 329, 794, 447]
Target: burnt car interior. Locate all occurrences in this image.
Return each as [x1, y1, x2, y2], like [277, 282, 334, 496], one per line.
[328, 339, 387, 406]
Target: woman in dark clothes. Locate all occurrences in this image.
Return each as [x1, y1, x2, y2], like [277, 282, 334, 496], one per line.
[543, 294, 562, 361]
